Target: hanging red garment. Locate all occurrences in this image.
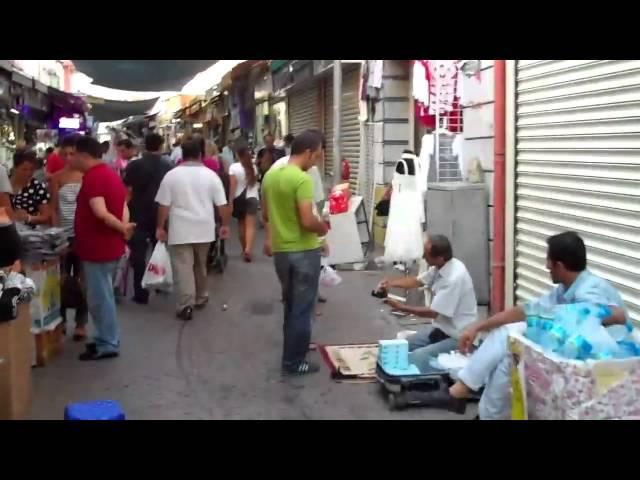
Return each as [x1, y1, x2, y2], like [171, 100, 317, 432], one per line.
[413, 60, 436, 128]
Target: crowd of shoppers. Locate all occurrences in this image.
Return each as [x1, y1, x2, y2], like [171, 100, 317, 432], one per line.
[3, 128, 332, 379]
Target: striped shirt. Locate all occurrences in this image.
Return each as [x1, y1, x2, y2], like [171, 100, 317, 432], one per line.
[58, 183, 81, 235]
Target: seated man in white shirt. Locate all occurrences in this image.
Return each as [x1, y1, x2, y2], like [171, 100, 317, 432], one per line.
[380, 235, 478, 375]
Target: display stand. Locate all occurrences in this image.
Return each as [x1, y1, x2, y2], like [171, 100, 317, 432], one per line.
[25, 260, 64, 367]
[0, 303, 32, 419]
[325, 195, 372, 266]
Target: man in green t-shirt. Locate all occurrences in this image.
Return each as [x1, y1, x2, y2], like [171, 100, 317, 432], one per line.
[261, 130, 329, 376]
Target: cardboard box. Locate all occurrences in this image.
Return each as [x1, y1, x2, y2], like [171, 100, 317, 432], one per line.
[32, 319, 65, 367]
[0, 303, 33, 420]
[25, 261, 62, 331]
[509, 332, 640, 420]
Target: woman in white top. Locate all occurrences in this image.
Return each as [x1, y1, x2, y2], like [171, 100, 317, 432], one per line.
[229, 143, 259, 263]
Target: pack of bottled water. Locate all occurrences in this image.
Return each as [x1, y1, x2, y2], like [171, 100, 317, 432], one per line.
[524, 302, 640, 361]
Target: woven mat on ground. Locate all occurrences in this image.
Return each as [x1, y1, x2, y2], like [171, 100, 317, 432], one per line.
[319, 343, 379, 383]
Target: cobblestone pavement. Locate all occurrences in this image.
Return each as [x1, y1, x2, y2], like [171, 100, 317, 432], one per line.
[29, 232, 478, 420]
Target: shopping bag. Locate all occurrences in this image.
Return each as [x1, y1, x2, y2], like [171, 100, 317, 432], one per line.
[141, 242, 173, 292]
[319, 265, 342, 288]
[113, 247, 130, 295]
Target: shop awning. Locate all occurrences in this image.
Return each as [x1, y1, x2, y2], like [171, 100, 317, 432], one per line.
[270, 60, 289, 72]
[71, 60, 217, 92]
[88, 97, 159, 123]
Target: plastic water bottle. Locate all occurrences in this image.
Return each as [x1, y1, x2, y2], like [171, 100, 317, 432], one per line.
[561, 334, 593, 360]
[538, 320, 556, 352]
[607, 323, 633, 342]
[554, 303, 582, 333]
[524, 303, 541, 343]
[546, 323, 568, 352]
[579, 316, 621, 358]
[525, 317, 541, 344]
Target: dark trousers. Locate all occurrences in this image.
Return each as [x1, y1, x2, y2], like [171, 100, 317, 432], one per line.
[61, 238, 88, 327]
[273, 249, 321, 368]
[128, 228, 156, 301]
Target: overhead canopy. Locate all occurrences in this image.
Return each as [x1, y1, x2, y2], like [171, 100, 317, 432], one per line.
[88, 97, 159, 123]
[71, 60, 217, 91]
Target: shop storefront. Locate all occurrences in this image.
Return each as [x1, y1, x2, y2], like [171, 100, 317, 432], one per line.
[322, 63, 362, 186]
[508, 60, 640, 324]
[0, 69, 16, 169]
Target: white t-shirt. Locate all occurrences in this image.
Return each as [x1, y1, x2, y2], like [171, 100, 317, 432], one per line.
[170, 146, 182, 164]
[417, 258, 478, 339]
[228, 163, 259, 199]
[155, 162, 227, 246]
[272, 156, 325, 204]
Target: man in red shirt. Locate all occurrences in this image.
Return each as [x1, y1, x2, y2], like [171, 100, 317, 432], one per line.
[45, 142, 66, 179]
[71, 136, 135, 361]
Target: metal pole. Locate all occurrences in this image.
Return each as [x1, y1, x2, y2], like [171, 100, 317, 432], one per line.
[435, 72, 440, 182]
[332, 60, 342, 186]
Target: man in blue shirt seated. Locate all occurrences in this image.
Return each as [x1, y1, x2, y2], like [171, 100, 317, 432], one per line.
[442, 231, 628, 419]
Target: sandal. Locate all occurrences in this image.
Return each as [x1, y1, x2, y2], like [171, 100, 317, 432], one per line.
[73, 326, 87, 342]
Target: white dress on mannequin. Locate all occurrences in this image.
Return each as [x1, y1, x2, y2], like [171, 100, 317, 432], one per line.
[384, 157, 425, 263]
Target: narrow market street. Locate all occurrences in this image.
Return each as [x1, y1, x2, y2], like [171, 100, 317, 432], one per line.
[29, 227, 477, 420]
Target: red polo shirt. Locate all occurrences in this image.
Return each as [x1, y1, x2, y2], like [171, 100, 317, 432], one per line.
[74, 162, 127, 263]
[46, 152, 65, 175]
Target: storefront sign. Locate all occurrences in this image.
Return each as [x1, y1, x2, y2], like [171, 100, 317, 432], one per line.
[11, 71, 32, 88]
[59, 117, 81, 129]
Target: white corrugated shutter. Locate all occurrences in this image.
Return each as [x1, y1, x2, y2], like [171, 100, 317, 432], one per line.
[288, 84, 320, 136]
[514, 60, 640, 324]
[324, 66, 361, 190]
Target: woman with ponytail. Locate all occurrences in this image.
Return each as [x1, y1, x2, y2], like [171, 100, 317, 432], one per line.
[229, 141, 259, 262]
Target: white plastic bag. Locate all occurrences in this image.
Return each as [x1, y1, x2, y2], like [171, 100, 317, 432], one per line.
[141, 242, 173, 292]
[319, 265, 342, 288]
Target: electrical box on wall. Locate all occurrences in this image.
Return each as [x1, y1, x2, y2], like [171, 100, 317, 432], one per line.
[426, 182, 490, 304]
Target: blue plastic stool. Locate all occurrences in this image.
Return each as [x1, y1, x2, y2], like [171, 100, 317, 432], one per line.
[64, 400, 126, 420]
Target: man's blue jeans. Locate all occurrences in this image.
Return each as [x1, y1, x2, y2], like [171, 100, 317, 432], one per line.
[407, 327, 458, 373]
[82, 261, 120, 354]
[273, 249, 321, 369]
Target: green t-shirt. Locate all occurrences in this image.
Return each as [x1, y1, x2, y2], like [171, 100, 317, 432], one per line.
[263, 164, 319, 253]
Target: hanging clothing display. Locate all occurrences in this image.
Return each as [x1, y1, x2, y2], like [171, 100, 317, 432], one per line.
[413, 60, 435, 129]
[368, 60, 383, 89]
[427, 60, 458, 115]
[384, 155, 424, 263]
[412, 60, 463, 133]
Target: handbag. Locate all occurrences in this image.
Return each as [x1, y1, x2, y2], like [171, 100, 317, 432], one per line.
[61, 275, 86, 311]
[375, 198, 390, 217]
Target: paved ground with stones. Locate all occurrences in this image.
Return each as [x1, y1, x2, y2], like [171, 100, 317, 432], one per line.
[29, 229, 478, 420]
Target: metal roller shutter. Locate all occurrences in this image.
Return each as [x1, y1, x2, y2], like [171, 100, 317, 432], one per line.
[288, 84, 320, 136]
[514, 60, 640, 324]
[324, 66, 361, 190]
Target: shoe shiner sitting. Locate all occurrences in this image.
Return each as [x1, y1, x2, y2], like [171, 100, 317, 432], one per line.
[376, 235, 478, 373]
[375, 235, 477, 413]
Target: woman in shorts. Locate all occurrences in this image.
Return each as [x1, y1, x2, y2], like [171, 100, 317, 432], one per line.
[228, 143, 259, 263]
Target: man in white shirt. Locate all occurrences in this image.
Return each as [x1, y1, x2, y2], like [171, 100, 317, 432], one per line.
[155, 136, 231, 321]
[169, 139, 183, 165]
[380, 234, 477, 373]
